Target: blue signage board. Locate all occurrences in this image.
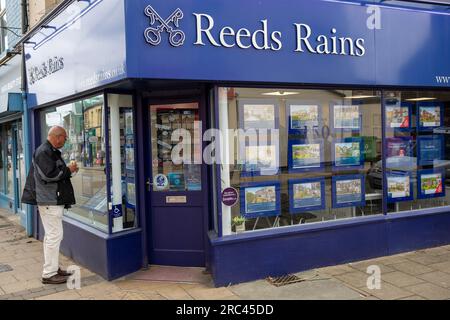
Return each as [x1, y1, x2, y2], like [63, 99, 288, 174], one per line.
[126, 0, 450, 87]
[126, 0, 377, 85]
[24, 0, 127, 107]
[24, 0, 450, 108]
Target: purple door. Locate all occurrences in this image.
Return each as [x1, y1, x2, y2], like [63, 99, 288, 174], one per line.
[147, 101, 206, 266]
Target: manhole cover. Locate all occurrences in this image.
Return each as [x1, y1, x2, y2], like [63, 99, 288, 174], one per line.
[0, 264, 13, 273]
[267, 274, 303, 287]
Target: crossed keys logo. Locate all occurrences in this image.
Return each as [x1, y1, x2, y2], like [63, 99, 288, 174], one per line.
[144, 5, 185, 47]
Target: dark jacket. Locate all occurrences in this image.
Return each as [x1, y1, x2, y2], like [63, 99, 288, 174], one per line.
[21, 140, 76, 208]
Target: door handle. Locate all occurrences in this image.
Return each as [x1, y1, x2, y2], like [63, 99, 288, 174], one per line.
[146, 177, 153, 191]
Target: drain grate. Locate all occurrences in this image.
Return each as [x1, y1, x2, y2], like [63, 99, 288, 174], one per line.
[0, 264, 13, 273]
[266, 274, 303, 287]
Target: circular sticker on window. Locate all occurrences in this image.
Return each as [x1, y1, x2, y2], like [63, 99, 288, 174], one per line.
[222, 187, 239, 207]
[154, 174, 169, 190]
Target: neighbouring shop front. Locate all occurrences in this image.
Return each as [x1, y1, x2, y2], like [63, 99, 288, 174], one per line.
[23, 0, 450, 285]
[0, 54, 27, 227]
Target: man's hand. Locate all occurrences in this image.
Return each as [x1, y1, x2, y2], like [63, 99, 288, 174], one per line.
[68, 162, 79, 173]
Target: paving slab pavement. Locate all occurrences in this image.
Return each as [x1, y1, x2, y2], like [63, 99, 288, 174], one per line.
[1, 208, 450, 300]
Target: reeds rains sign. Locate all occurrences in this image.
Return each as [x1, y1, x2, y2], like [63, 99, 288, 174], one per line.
[28, 56, 64, 86]
[144, 6, 367, 57]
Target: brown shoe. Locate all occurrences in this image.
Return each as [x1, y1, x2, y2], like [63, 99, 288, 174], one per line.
[57, 268, 73, 277]
[42, 274, 68, 284]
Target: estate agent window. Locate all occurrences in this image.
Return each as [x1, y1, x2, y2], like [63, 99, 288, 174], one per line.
[40, 94, 138, 233]
[217, 87, 450, 236]
[384, 91, 450, 213]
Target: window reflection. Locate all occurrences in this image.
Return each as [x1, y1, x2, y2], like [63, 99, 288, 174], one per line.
[384, 91, 450, 213]
[218, 87, 383, 235]
[41, 95, 108, 232]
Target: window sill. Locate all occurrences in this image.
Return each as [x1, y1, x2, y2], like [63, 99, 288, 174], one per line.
[211, 206, 450, 246]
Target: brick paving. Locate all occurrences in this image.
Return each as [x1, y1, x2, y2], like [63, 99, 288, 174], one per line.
[1, 208, 450, 300]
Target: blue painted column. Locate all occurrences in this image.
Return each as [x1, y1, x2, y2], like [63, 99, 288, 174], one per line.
[21, 50, 33, 236]
[22, 93, 32, 236]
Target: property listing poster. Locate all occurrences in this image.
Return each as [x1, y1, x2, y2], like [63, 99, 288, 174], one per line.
[334, 141, 362, 167]
[291, 180, 324, 211]
[334, 177, 364, 207]
[291, 143, 321, 170]
[419, 105, 441, 128]
[289, 105, 319, 130]
[243, 104, 276, 129]
[333, 105, 360, 130]
[386, 105, 410, 129]
[387, 174, 412, 201]
[242, 183, 279, 218]
[386, 137, 414, 169]
[419, 170, 444, 199]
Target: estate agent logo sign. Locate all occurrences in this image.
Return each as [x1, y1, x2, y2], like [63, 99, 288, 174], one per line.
[144, 5, 185, 47]
[28, 56, 65, 85]
[143, 5, 367, 57]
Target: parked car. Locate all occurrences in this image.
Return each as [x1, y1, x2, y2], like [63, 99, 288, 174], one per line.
[367, 157, 450, 190]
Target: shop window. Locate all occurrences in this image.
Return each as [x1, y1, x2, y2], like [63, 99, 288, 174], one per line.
[150, 103, 202, 192]
[40, 95, 108, 232]
[384, 91, 450, 213]
[217, 87, 383, 235]
[107, 94, 137, 233]
[17, 122, 25, 211]
[5, 123, 13, 199]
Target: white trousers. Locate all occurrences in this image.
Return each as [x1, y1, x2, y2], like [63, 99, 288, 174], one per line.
[39, 205, 64, 278]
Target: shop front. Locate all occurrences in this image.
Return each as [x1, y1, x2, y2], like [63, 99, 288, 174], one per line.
[0, 54, 27, 225]
[23, 0, 450, 285]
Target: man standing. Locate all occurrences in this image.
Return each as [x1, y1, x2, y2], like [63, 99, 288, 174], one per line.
[22, 126, 79, 284]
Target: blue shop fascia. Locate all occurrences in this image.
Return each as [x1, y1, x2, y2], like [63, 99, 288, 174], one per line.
[20, 0, 450, 285]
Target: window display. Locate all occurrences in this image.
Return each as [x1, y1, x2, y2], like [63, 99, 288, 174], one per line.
[41, 96, 108, 232]
[217, 88, 450, 234]
[151, 103, 202, 192]
[385, 91, 450, 213]
[40, 94, 138, 233]
[109, 95, 137, 232]
[218, 87, 383, 235]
